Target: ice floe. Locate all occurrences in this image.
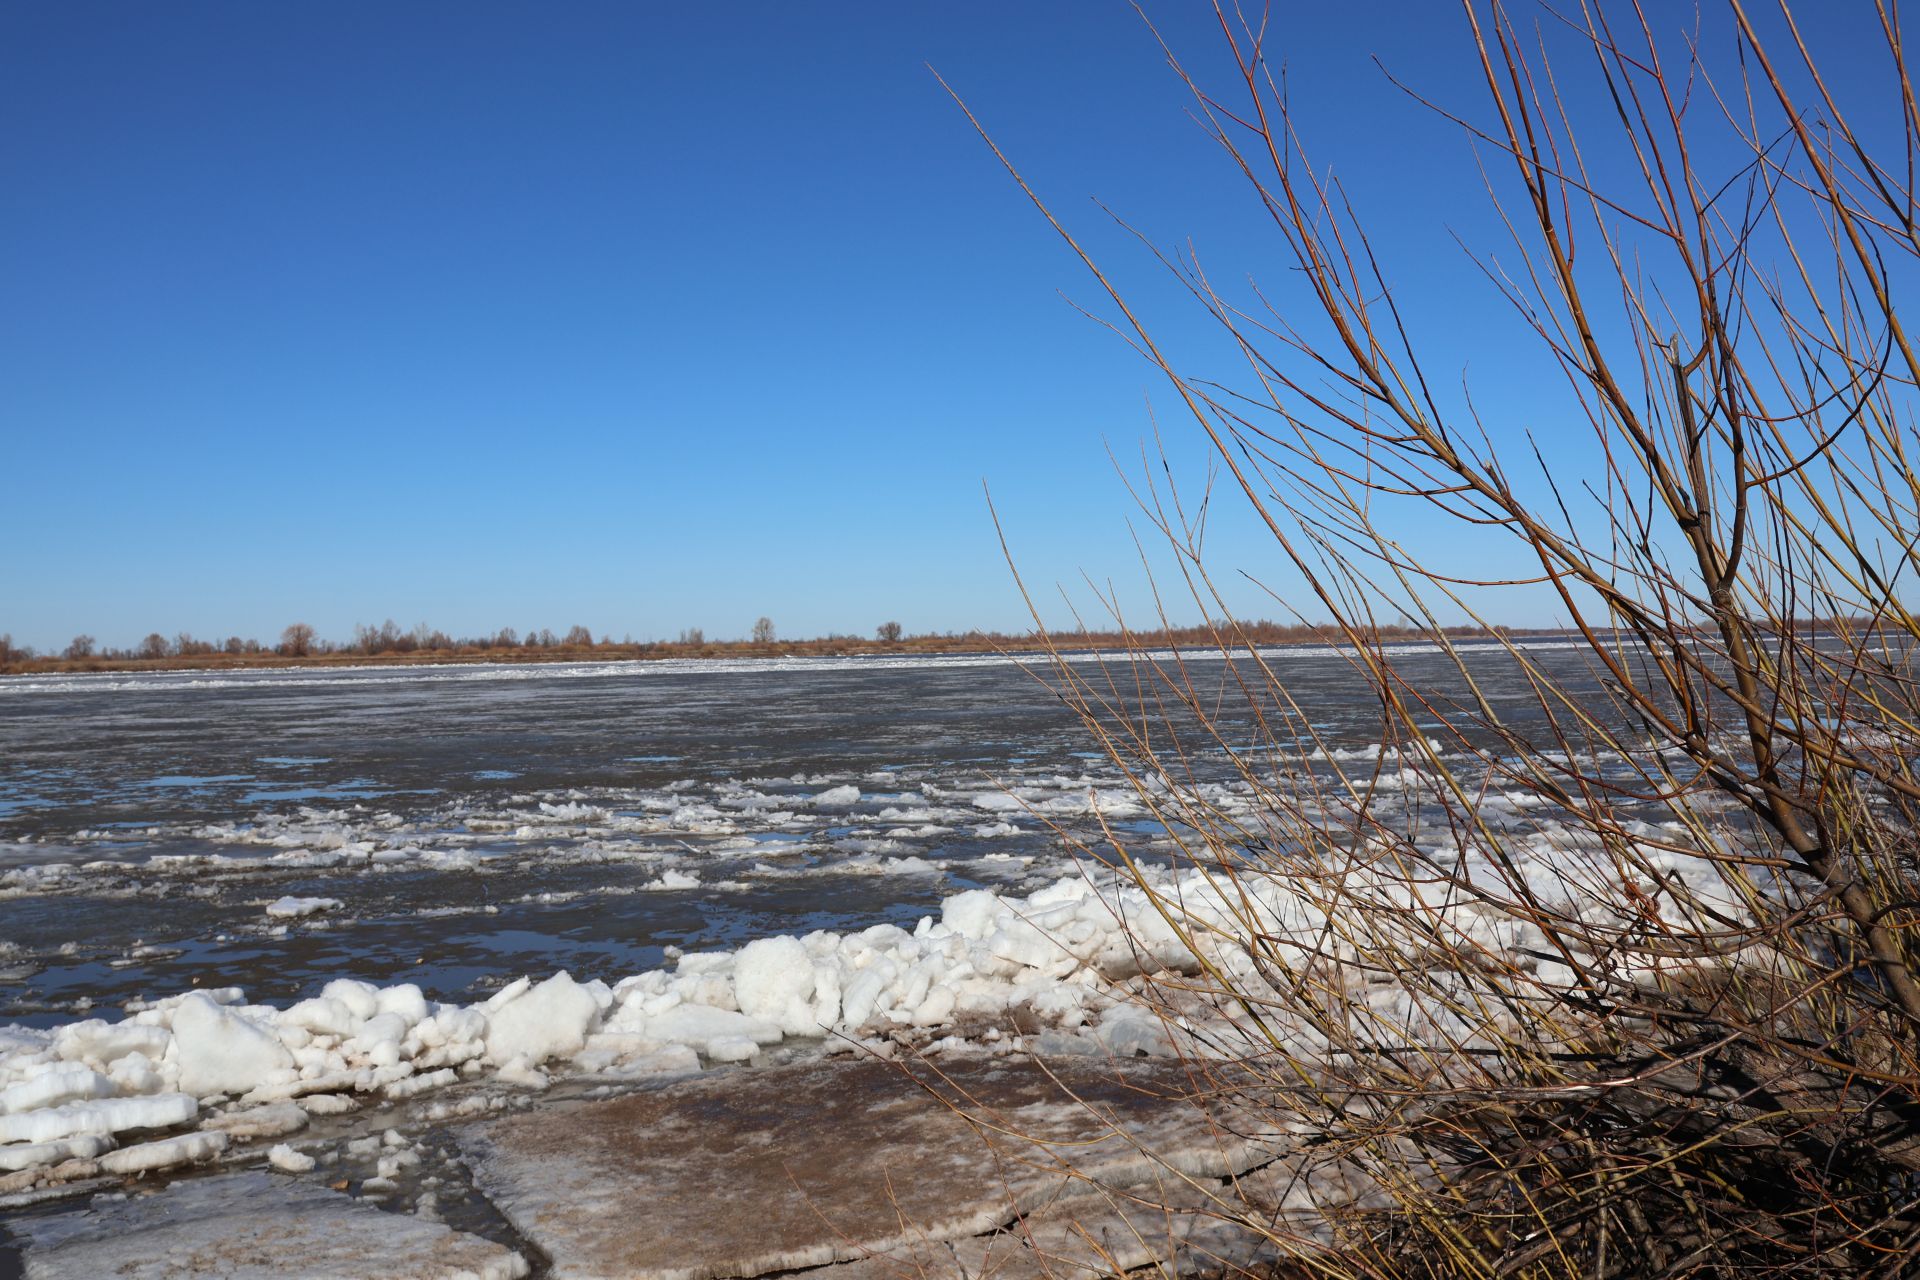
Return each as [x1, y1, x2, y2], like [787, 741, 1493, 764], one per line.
[12, 1168, 527, 1278]
[0, 764, 1190, 902]
[263, 895, 340, 919]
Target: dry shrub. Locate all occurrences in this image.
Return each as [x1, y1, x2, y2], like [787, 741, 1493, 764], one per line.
[962, 2, 1920, 1275]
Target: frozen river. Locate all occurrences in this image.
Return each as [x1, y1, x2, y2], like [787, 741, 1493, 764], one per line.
[0, 640, 1694, 1275]
[0, 644, 1598, 1026]
[0, 654, 1123, 1024]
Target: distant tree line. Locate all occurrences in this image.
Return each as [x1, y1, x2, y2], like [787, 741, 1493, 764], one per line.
[284, 620, 607, 658]
[3, 616, 886, 663]
[0, 614, 1634, 674]
[0, 620, 610, 665]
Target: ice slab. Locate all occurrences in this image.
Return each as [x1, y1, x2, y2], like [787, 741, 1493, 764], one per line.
[263, 896, 341, 919]
[13, 1169, 528, 1280]
[802, 1182, 1277, 1279]
[460, 1055, 1273, 1280]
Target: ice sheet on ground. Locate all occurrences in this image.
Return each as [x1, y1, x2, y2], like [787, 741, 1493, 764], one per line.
[13, 1168, 527, 1279]
[458, 1055, 1271, 1280]
[804, 1180, 1281, 1280]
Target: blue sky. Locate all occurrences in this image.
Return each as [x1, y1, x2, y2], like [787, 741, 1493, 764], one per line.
[0, 3, 1890, 651]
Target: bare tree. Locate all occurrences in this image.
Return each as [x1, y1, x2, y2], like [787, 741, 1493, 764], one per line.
[278, 623, 315, 658]
[751, 617, 775, 644]
[138, 633, 168, 661]
[563, 624, 593, 647]
[966, 2, 1920, 1274]
[876, 621, 903, 643]
[676, 627, 705, 646]
[65, 635, 95, 660]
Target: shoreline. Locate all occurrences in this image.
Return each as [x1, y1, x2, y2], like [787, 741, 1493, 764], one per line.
[0, 626, 1561, 680]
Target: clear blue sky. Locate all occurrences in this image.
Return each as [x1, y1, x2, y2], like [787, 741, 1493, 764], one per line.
[0, 3, 1887, 651]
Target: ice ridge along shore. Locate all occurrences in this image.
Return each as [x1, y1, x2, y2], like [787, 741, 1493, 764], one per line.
[0, 811, 1738, 1193]
[0, 866, 1188, 1187]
